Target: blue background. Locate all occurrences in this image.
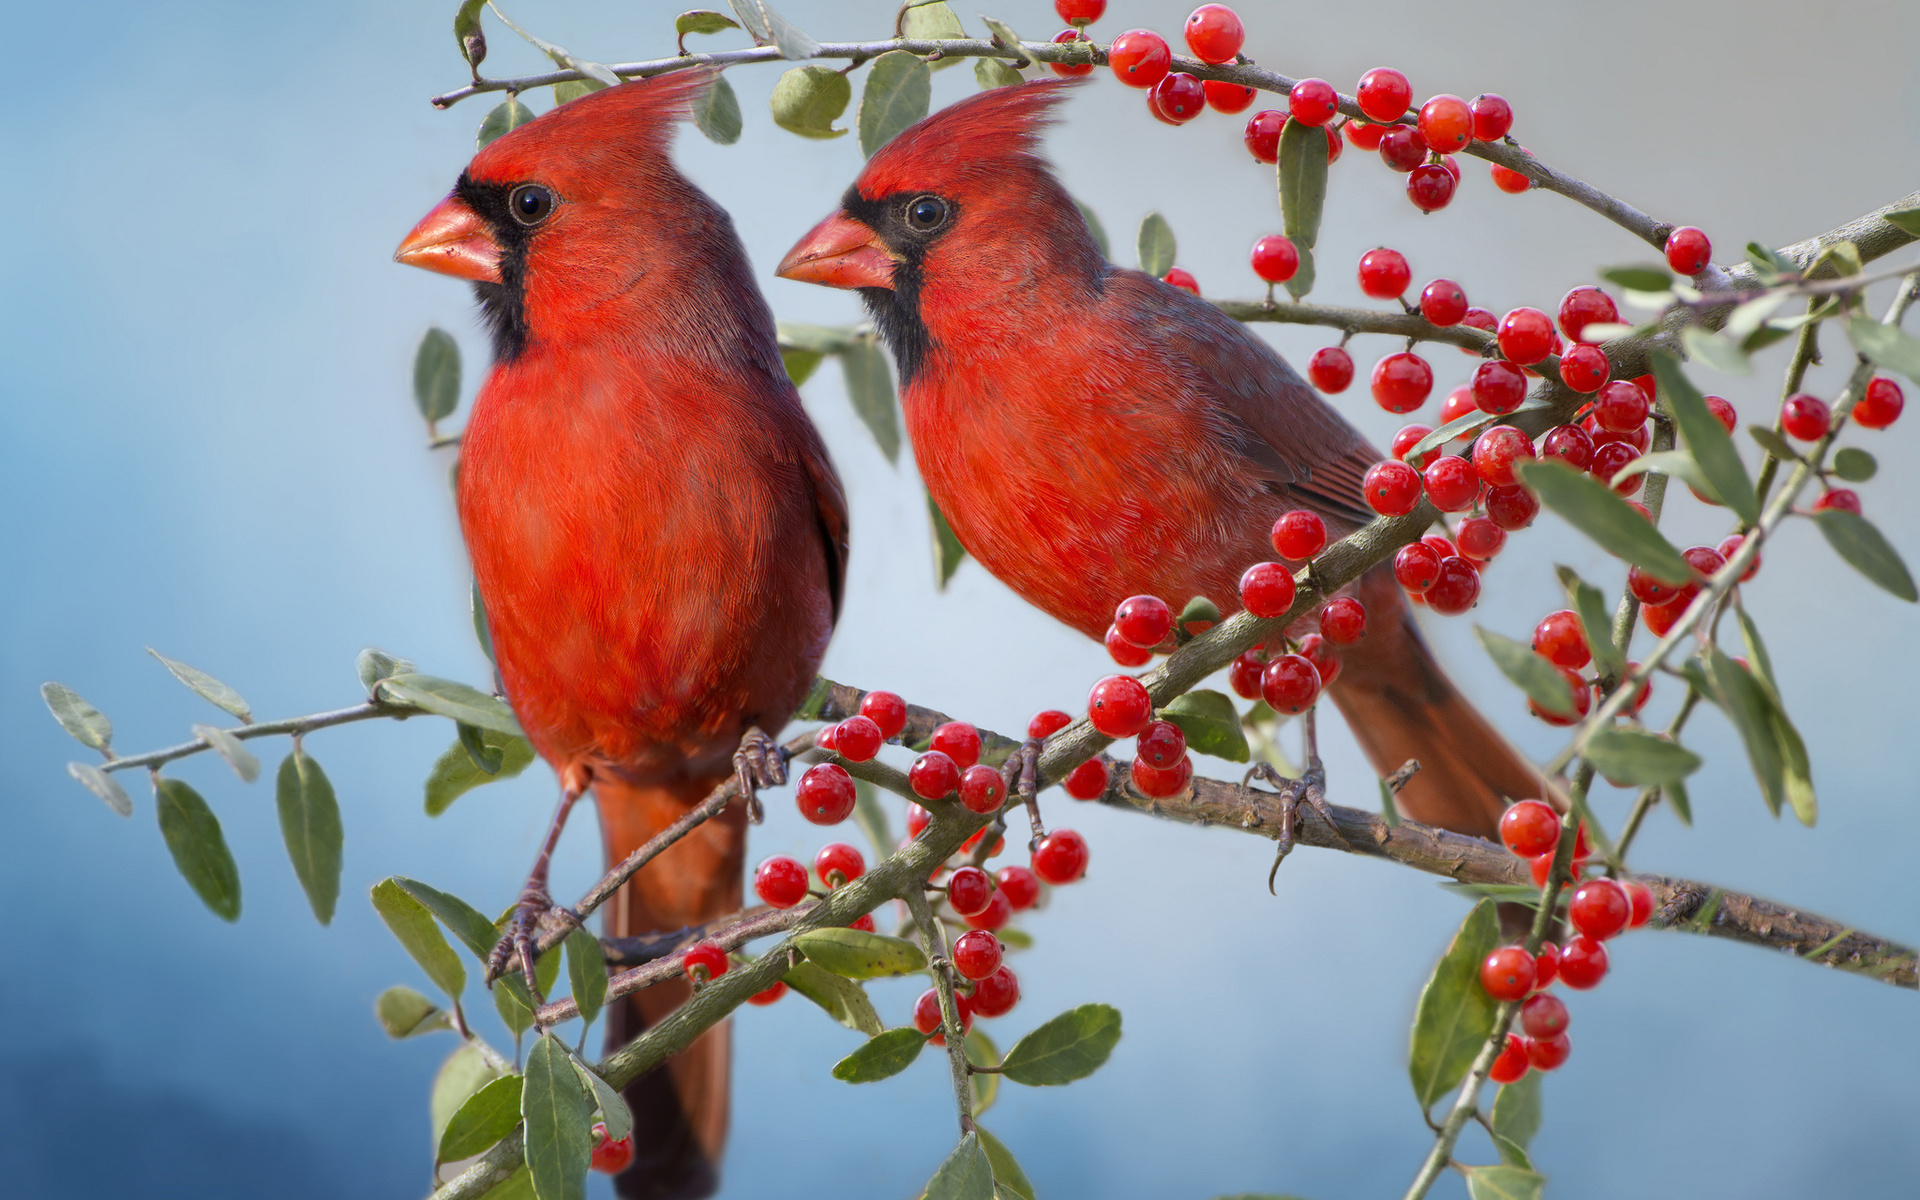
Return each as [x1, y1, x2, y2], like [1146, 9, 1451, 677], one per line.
[3, 2, 1916, 1197]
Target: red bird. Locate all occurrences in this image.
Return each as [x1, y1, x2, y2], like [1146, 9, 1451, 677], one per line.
[396, 72, 847, 1198]
[778, 81, 1538, 839]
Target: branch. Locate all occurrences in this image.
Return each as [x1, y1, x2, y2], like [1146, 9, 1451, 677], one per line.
[96, 700, 409, 774]
[1213, 298, 1495, 354]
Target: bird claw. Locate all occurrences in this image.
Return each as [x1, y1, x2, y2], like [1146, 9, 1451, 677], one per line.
[733, 725, 789, 825]
[1000, 739, 1045, 853]
[1241, 758, 1333, 894]
[485, 881, 578, 998]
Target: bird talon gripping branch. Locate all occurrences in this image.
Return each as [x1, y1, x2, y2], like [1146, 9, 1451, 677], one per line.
[733, 725, 789, 825]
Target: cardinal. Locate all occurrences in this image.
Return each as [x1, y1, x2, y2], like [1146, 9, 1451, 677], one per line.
[778, 80, 1540, 840]
[396, 71, 847, 1199]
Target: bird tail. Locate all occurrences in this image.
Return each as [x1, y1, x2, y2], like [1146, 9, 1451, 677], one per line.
[592, 774, 747, 1200]
[1326, 566, 1549, 840]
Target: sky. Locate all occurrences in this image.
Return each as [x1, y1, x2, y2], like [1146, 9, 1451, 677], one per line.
[2, 1, 1917, 1198]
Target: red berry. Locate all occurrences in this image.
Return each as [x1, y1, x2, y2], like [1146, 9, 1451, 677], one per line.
[1529, 664, 1591, 726]
[1697, 394, 1735, 434]
[591, 1123, 636, 1175]
[1527, 852, 1552, 888]
[927, 722, 980, 770]
[1424, 555, 1482, 615]
[1308, 345, 1354, 392]
[1243, 109, 1284, 162]
[1029, 709, 1071, 740]
[1234, 563, 1292, 621]
[1570, 879, 1631, 940]
[1114, 595, 1174, 649]
[952, 929, 1003, 981]
[1540, 423, 1594, 470]
[815, 722, 838, 753]
[1318, 597, 1367, 644]
[1558, 935, 1609, 989]
[1394, 541, 1442, 593]
[1486, 484, 1539, 531]
[814, 842, 865, 890]
[1298, 633, 1341, 685]
[1489, 1034, 1531, 1084]
[947, 865, 995, 916]
[1665, 225, 1711, 275]
[683, 941, 728, 984]
[1130, 753, 1192, 798]
[1358, 247, 1412, 298]
[1260, 653, 1321, 714]
[1558, 343, 1611, 393]
[1559, 291, 1618, 346]
[1589, 440, 1640, 495]
[1417, 94, 1472, 154]
[1532, 610, 1591, 669]
[1458, 308, 1498, 354]
[1088, 674, 1153, 738]
[1183, 4, 1244, 62]
[1470, 92, 1513, 141]
[753, 855, 809, 909]
[1055, 0, 1105, 23]
[996, 865, 1040, 910]
[1203, 79, 1257, 113]
[1032, 828, 1089, 884]
[1105, 623, 1153, 666]
[1288, 78, 1337, 126]
[1472, 359, 1528, 415]
[1135, 720, 1187, 769]
[1250, 234, 1300, 284]
[1372, 351, 1433, 413]
[1473, 425, 1535, 487]
[1229, 650, 1266, 698]
[1150, 72, 1206, 123]
[1500, 799, 1560, 857]
[912, 986, 972, 1045]
[1624, 880, 1654, 928]
[964, 888, 1011, 931]
[1046, 29, 1094, 77]
[1378, 124, 1428, 172]
[1641, 597, 1685, 637]
[1439, 386, 1477, 426]
[1496, 307, 1554, 365]
[1593, 380, 1650, 433]
[1480, 945, 1537, 1001]
[1525, 1032, 1571, 1071]
[1272, 509, 1328, 559]
[969, 966, 1021, 1017]
[1062, 757, 1109, 800]
[1423, 453, 1479, 511]
[747, 980, 788, 1006]
[1534, 940, 1560, 989]
[905, 803, 930, 839]
[797, 763, 857, 824]
[1108, 29, 1170, 88]
[908, 751, 960, 801]
[859, 690, 907, 740]
[1393, 423, 1434, 463]
[1423, 533, 1458, 559]
[1781, 393, 1830, 441]
[1491, 160, 1531, 193]
[1363, 459, 1423, 515]
[833, 715, 883, 763]
[1813, 488, 1860, 515]
[1420, 279, 1468, 326]
[1856, 376, 1905, 429]
[1162, 266, 1200, 295]
[1345, 119, 1386, 150]
[1356, 68, 1410, 122]
[1406, 163, 1457, 213]
[1717, 534, 1760, 582]
[956, 764, 1006, 814]
[1626, 564, 1684, 606]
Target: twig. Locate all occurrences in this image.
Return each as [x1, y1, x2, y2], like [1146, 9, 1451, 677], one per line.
[1213, 299, 1494, 354]
[904, 885, 975, 1135]
[97, 700, 410, 774]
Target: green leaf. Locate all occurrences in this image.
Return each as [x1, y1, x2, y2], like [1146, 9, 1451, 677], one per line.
[471, 581, 495, 664]
[488, 7, 620, 87]
[432, 1045, 500, 1152]
[675, 10, 739, 40]
[924, 1132, 994, 1200]
[1074, 199, 1109, 260]
[1610, 449, 1714, 497]
[769, 65, 850, 138]
[569, 1055, 632, 1141]
[857, 51, 930, 157]
[1809, 238, 1863, 278]
[1879, 205, 1920, 236]
[1704, 647, 1786, 818]
[1492, 1134, 1534, 1170]
[454, 0, 487, 67]
[929, 493, 967, 589]
[1464, 1164, 1546, 1200]
[1745, 241, 1796, 280]
[496, 973, 537, 1037]
[552, 77, 607, 106]
[155, 778, 241, 921]
[1814, 509, 1917, 601]
[1283, 245, 1315, 302]
[425, 728, 536, 817]
[778, 321, 858, 353]
[147, 649, 253, 722]
[1555, 565, 1623, 679]
[391, 877, 500, 961]
[831, 1026, 927, 1081]
[1000, 1002, 1122, 1086]
[1848, 316, 1920, 385]
[1514, 459, 1694, 583]
[1679, 326, 1751, 376]
[1601, 264, 1674, 292]
[1137, 212, 1176, 278]
[357, 647, 414, 693]
[1831, 446, 1876, 482]
[730, 0, 819, 59]
[68, 761, 133, 816]
[459, 720, 504, 774]
[839, 337, 900, 462]
[477, 98, 536, 149]
[1407, 898, 1499, 1111]
[966, 1026, 1000, 1115]
[1406, 401, 1552, 461]
[565, 927, 607, 1028]
[1652, 349, 1759, 523]
[41, 682, 112, 751]
[781, 346, 824, 385]
[974, 56, 1025, 89]
[192, 724, 260, 783]
[275, 747, 343, 924]
[851, 779, 895, 863]
[794, 927, 927, 978]
[1735, 605, 1815, 826]
[1747, 424, 1802, 463]
[690, 72, 742, 144]
[1277, 120, 1328, 257]
[378, 673, 525, 736]
[1474, 627, 1574, 718]
[1584, 728, 1701, 786]
[1723, 292, 1788, 342]
[975, 1126, 1034, 1200]
[995, 927, 1032, 950]
[522, 1034, 593, 1200]
[782, 960, 884, 1035]
[1666, 778, 1693, 825]
[1158, 689, 1249, 762]
[439, 1074, 524, 1163]
[901, 1, 965, 57]
[376, 985, 451, 1039]
[1490, 1070, 1542, 1149]
[371, 878, 468, 998]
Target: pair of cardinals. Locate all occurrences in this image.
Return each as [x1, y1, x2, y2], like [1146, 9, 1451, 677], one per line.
[395, 72, 1541, 1199]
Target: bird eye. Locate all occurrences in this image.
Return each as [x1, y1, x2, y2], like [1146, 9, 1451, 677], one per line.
[509, 184, 555, 226]
[905, 195, 949, 232]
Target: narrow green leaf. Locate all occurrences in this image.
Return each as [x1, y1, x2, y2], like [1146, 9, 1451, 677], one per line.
[1000, 1003, 1122, 1086]
[1723, 292, 1788, 341]
[1747, 424, 1802, 463]
[1465, 1164, 1546, 1200]
[487, 6, 620, 86]
[839, 338, 900, 462]
[1831, 447, 1876, 482]
[1277, 120, 1328, 259]
[924, 1132, 994, 1200]
[929, 493, 967, 589]
[1555, 565, 1624, 679]
[413, 328, 462, 426]
[1584, 729, 1701, 786]
[1492, 1134, 1534, 1170]
[1407, 400, 1552, 461]
[995, 927, 1032, 950]
[901, 1, 965, 58]
[1652, 349, 1759, 523]
[147, 649, 253, 722]
[68, 761, 133, 816]
[1474, 627, 1574, 718]
[522, 1034, 593, 1200]
[1490, 1071, 1543, 1150]
[778, 321, 859, 353]
[1158, 689, 1249, 762]
[782, 960, 884, 1035]
[857, 51, 930, 157]
[1680, 326, 1751, 376]
[976, 1126, 1034, 1200]
[1734, 607, 1815, 825]
[439, 1074, 524, 1163]
[974, 56, 1025, 89]
[565, 927, 607, 1028]
[41, 682, 112, 751]
[1074, 199, 1109, 260]
[1809, 238, 1863, 278]
[471, 581, 495, 664]
[851, 778, 895, 863]
[1705, 647, 1786, 817]
[1745, 241, 1795, 280]
[1378, 776, 1401, 827]
[155, 778, 241, 921]
[1608, 450, 1711, 496]
[690, 72, 742, 144]
[191, 724, 260, 783]
[1814, 509, 1917, 601]
[1514, 459, 1694, 583]
[676, 11, 739, 39]
[966, 1027, 1000, 1115]
[391, 878, 500, 961]
[425, 729, 536, 816]
[731, 0, 819, 59]
[1741, 323, 1797, 354]
[372, 878, 467, 998]
[376, 985, 451, 1039]
[454, 0, 487, 67]
[276, 747, 343, 924]
[477, 98, 536, 149]
[496, 973, 536, 1037]
[459, 720, 504, 774]
[1283, 245, 1315, 302]
[1847, 316, 1920, 385]
[794, 927, 927, 978]
[1879, 205, 1920, 236]
[1666, 778, 1693, 825]
[1407, 898, 1499, 1110]
[1137, 212, 1176, 278]
[831, 1026, 927, 1081]
[781, 346, 824, 385]
[357, 647, 414, 692]
[432, 1045, 500, 1152]
[378, 672, 525, 736]
[1600, 264, 1673, 291]
[569, 1055, 632, 1141]
[769, 65, 850, 138]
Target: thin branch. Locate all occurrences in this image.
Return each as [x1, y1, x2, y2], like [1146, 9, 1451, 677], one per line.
[1213, 298, 1494, 353]
[904, 884, 975, 1135]
[98, 700, 409, 774]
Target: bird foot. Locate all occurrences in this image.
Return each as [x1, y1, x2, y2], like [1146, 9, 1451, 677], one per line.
[1241, 758, 1333, 894]
[485, 879, 581, 997]
[733, 725, 790, 825]
[1000, 739, 1045, 853]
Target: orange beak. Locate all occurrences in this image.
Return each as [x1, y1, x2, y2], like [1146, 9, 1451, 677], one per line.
[777, 211, 899, 290]
[395, 195, 502, 283]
